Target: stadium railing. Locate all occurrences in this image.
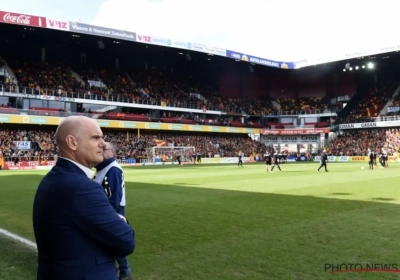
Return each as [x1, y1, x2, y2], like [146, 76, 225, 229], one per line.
[278, 109, 336, 115]
[0, 107, 266, 128]
[2, 86, 242, 114]
[341, 115, 400, 123]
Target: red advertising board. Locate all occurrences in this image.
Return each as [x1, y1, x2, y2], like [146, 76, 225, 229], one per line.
[260, 128, 330, 135]
[4, 160, 56, 170]
[0, 11, 46, 28]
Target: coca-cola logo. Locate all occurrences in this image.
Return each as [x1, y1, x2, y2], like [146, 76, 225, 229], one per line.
[3, 13, 31, 25]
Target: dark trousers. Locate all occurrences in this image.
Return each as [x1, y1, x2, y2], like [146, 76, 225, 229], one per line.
[318, 162, 328, 171]
[271, 163, 281, 171]
[116, 206, 131, 276]
[369, 159, 374, 169]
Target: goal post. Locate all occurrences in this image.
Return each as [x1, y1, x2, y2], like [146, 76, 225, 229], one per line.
[151, 146, 196, 164]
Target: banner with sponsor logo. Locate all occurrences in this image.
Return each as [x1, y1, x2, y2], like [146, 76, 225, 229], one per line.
[337, 95, 351, 102]
[0, 90, 75, 101]
[171, 40, 192, 50]
[88, 80, 106, 88]
[349, 156, 368, 162]
[204, 46, 226, 56]
[192, 43, 206, 52]
[195, 157, 254, 164]
[337, 156, 350, 162]
[226, 50, 296, 69]
[339, 120, 400, 129]
[0, 10, 46, 28]
[262, 135, 320, 144]
[69, 22, 136, 42]
[14, 141, 31, 150]
[4, 160, 56, 170]
[0, 114, 261, 134]
[387, 106, 400, 113]
[349, 156, 398, 162]
[136, 34, 172, 47]
[313, 156, 337, 162]
[313, 156, 397, 162]
[46, 19, 69, 31]
[5, 161, 38, 170]
[260, 128, 330, 135]
[0, 92, 38, 98]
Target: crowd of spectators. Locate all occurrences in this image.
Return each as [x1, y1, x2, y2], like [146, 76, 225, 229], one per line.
[327, 129, 400, 156]
[0, 128, 56, 162]
[7, 58, 86, 96]
[1, 58, 333, 116]
[276, 96, 330, 114]
[2, 126, 400, 161]
[341, 81, 397, 123]
[0, 128, 265, 162]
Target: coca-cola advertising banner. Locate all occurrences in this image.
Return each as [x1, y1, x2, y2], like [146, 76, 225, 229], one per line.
[69, 22, 136, 42]
[260, 128, 330, 135]
[0, 11, 46, 28]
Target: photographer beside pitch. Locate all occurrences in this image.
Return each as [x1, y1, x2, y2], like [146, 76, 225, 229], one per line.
[33, 116, 135, 280]
[94, 142, 132, 280]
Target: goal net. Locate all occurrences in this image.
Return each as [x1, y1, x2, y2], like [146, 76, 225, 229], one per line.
[151, 146, 196, 164]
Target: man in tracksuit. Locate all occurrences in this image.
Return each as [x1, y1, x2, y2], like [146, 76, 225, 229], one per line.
[94, 142, 132, 280]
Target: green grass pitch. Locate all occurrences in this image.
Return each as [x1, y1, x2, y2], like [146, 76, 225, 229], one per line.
[1, 162, 400, 280]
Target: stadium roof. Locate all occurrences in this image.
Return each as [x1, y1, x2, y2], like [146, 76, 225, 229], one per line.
[0, 0, 398, 69]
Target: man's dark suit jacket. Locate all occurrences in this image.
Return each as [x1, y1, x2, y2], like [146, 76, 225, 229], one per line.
[33, 158, 135, 280]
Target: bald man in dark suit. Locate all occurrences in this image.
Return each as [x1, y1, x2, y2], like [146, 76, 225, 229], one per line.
[33, 116, 135, 280]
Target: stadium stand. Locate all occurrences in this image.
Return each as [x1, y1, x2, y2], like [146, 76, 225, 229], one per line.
[2, 124, 399, 163]
[0, 127, 265, 162]
[2, 22, 400, 165]
[276, 96, 330, 115]
[342, 80, 398, 122]
[0, 31, 345, 131]
[327, 129, 400, 156]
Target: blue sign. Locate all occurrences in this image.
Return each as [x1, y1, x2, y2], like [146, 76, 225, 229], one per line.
[226, 50, 296, 69]
[126, 158, 136, 164]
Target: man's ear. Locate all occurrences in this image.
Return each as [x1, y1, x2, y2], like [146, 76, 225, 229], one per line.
[66, 135, 78, 151]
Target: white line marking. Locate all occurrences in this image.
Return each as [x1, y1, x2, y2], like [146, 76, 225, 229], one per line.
[0, 227, 37, 250]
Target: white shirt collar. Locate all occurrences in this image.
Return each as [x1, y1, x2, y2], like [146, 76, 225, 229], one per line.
[60, 157, 94, 179]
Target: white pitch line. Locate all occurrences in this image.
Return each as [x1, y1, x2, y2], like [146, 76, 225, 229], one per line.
[0, 227, 37, 250]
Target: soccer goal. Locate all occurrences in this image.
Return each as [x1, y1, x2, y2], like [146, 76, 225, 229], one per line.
[151, 146, 196, 164]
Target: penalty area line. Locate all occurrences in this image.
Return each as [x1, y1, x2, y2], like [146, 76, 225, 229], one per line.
[0, 227, 37, 250]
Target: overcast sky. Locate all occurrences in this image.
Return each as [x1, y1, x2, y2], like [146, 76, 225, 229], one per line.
[1, 0, 398, 62]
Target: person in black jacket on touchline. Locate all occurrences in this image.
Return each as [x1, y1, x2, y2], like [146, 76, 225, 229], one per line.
[317, 149, 329, 172]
